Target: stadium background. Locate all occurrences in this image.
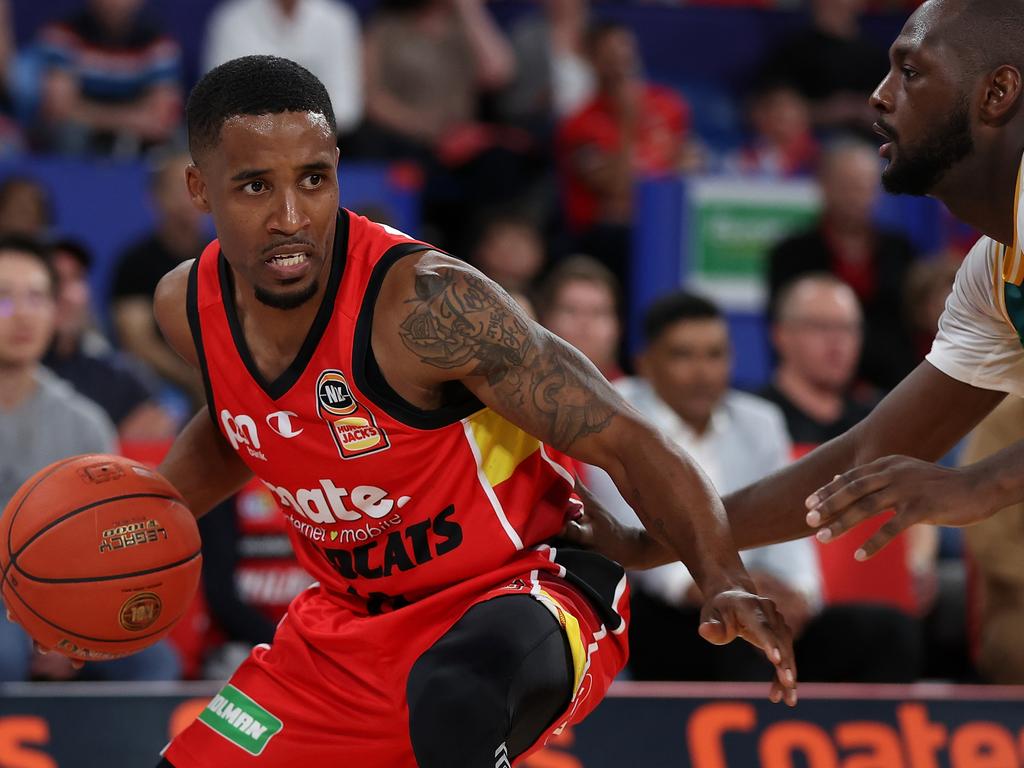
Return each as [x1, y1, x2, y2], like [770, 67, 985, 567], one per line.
[1, 0, 1022, 765]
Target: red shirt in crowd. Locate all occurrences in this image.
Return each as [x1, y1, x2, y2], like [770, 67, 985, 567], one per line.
[558, 85, 690, 232]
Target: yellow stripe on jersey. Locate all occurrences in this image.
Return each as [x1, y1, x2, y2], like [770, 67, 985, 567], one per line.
[465, 409, 540, 488]
[1010, 160, 1024, 285]
[996, 244, 1013, 325]
[534, 588, 588, 695]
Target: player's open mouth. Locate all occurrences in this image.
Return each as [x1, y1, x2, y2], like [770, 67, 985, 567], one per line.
[873, 122, 895, 158]
[265, 251, 312, 279]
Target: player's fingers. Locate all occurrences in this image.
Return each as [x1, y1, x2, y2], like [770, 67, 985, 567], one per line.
[854, 514, 913, 561]
[560, 518, 591, 547]
[5, 609, 13, 623]
[812, 487, 895, 544]
[70, 660, 84, 670]
[738, 603, 797, 690]
[805, 467, 891, 526]
[565, 496, 584, 522]
[697, 607, 735, 646]
[33, 642, 48, 655]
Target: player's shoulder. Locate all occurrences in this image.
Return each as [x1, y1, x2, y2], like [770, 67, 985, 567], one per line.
[953, 236, 1001, 295]
[154, 258, 199, 367]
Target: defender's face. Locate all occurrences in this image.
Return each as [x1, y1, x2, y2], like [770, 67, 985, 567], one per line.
[188, 111, 340, 310]
[870, 3, 975, 195]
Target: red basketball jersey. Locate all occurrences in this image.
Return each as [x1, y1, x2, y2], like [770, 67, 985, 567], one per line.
[188, 210, 625, 624]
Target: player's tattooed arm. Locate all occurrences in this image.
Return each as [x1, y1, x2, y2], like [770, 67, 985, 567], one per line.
[390, 253, 798, 704]
[398, 261, 615, 452]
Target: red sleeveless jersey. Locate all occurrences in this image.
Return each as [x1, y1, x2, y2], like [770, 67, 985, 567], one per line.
[187, 210, 624, 624]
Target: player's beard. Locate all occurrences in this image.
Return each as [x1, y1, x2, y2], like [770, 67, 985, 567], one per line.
[255, 279, 320, 310]
[881, 95, 974, 196]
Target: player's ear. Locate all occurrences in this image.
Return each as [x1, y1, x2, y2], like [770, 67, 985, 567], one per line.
[185, 163, 212, 214]
[980, 65, 1022, 125]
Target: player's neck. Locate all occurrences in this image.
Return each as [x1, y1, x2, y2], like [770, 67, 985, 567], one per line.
[932, 143, 1023, 247]
[231, 255, 333, 379]
[0, 364, 38, 411]
[774, 368, 843, 425]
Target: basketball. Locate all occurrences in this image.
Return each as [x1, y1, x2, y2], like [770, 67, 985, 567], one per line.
[0, 454, 201, 663]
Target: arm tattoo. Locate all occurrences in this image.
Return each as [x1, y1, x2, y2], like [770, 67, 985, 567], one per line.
[400, 268, 615, 450]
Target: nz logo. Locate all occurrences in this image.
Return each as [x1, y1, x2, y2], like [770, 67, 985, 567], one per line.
[317, 371, 357, 415]
[315, 370, 391, 460]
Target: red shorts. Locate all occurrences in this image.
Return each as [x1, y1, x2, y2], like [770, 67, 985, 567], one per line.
[163, 569, 628, 767]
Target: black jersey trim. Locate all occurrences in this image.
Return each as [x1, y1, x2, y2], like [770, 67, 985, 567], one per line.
[218, 209, 350, 401]
[185, 257, 217, 426]
[352, 244, 485, 430]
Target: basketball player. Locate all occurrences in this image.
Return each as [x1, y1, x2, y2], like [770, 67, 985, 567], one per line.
[572, 0, 1024, 578]
[32, 55, 792, 767]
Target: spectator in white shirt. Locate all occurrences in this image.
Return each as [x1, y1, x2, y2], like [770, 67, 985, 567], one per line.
[202, 0, 363, 133]
[587, 291, 921, 682]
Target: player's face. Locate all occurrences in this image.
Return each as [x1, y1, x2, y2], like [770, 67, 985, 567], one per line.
[0, 252, 56, 369]
[187, 111, 340, 311]
[774, 284, 862, 393]
[870, 6, 975, 195]
[641, 318, 730, 430]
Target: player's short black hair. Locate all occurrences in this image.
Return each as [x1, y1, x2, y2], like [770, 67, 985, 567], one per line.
[186, 55, 336, 160]
[0, 234, 57, 295]
[642, 291, 722, 345]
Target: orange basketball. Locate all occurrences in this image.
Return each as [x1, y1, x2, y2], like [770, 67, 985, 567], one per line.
[0, 454, 201, 662]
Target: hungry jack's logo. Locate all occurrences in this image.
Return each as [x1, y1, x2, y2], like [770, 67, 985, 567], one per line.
[315, 370, 390, 460]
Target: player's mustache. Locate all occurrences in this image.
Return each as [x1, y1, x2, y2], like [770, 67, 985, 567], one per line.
[261, 238, 316, 256]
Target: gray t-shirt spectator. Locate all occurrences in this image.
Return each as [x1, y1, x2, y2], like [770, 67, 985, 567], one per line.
[0, 367, 117, 507]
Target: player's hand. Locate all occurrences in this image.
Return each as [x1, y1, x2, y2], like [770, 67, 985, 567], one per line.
[805, 456, 998, 560]
[5, 609, 84, 670]
[561, 478, 669, 570]
[699, 589, 798, 707]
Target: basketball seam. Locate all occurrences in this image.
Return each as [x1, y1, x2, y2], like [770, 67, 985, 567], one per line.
[10, 492, 188, 561]
[2, 576, 194, 645]
[10, 549, 201, 584]
[3, 456, 81, 565]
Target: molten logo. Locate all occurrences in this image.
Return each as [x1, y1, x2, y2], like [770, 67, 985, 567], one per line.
[119, 592, 162, 631]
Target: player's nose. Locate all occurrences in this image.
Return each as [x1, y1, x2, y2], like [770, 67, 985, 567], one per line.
[268, 188, 311, 235]
[870, 72, 894, 114]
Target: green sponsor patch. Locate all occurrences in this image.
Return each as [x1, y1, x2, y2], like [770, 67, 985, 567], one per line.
[198, 684, 283, 756]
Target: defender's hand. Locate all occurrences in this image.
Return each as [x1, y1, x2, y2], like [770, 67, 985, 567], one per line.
[805, 456, 996, 561]
[699, 589, 798, 707]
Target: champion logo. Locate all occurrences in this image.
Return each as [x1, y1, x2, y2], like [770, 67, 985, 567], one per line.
[266, 410, 303, 439]
[494, 743, 511, 768]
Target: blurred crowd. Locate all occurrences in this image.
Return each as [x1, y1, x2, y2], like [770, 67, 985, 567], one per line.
[1, 0, 1018, 689]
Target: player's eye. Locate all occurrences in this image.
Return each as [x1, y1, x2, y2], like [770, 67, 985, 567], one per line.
[901, 66, 918, 80]
[242, 180, 266, 194]
[301, 174, 324, 189]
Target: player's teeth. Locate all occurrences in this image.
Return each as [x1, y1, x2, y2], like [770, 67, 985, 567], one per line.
[271, 253, 306, 266]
